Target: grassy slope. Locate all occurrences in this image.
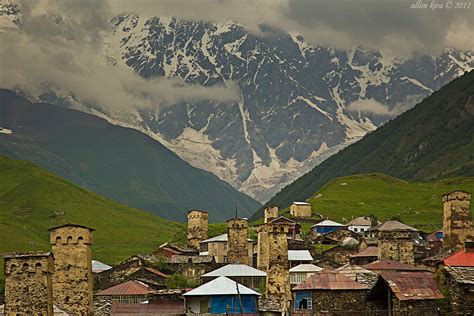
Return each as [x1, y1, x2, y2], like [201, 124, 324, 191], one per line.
[0, 155, 184, 291]
[268, 174, 474, 233]
[254, 71, 474, 220]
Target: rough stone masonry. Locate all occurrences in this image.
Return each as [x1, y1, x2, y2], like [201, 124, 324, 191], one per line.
[3, 252, 54, 315]
[50, 224, 95, 316]
[443, 190, 473, 252]
[227, 218, 250, 265]
[187, 210, 209, 250]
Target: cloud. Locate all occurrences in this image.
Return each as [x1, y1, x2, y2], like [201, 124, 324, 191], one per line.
[109, 0, 474, 56]
[0, 0, 240, 114]
[347, 96, 421, 117]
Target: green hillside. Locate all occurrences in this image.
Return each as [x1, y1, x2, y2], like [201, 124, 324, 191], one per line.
[0, 155, 185, 292]
[0, 89, 261, 222]
[253, 70, 474, 220]
[271, 174, 474, 233]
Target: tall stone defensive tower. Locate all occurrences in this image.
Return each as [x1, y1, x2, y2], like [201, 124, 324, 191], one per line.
[50, 223, 95, 315]
[264, 205, 279, 223]
[443, 190, 473, 252]
[187, 210, 209, 250]
[266, 223, 291, 311]
[3, 252, 54, 315]
[256, 223, 270, 271]
[227, 218, 250, 265]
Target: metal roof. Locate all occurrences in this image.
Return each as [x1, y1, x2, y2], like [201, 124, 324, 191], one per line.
[363, 260, 424, 271]
[111, 301, 183, 315]
[288, 250, 313, 261]
[380, 272, 444, 301]
[336, 264, 375, 281]
[289, 264, 323, 273]
[292, 201, 310, 205]
[96, 280, 154, 296]
[183, 276, 261, 296]
[293, 270, 369, 290]
[350, 246, 378, 258]
[203, 264, 266, 277]
[443, 248, 474, 267]
[200, 233, 252, 243]
[369, 220, 417, 232]
[346, 216, 373, 226]
[92, 260, 112, 273]
[312, 220, 345, 227]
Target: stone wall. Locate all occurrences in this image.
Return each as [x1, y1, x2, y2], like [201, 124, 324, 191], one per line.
[392, 298, 441, 316]
[3, 252, 54, 315]
[290, 204, 312, 217]
[50, 224, 94, 315]
[264, 206, 279, 223]
[187, 210, 209, 250]
[266, 224, 291, 310]
[227, 218, 250, 265]
[377, 231, 414, 265]
[256, 223, 270, 271]
[443, 191, 473, 252]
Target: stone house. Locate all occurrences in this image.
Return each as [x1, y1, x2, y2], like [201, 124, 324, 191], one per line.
[269, 216, 302, 239]
[153, 242, 198, 258]
[199, 233, 253, 264]
[290, 202, 312, 218]
[346, 216, 376, 234]
[167, 255, 217, 282]
[368, 272, 444, 315]
[183, 276, 260, 314]
[314, 245, 359, 268]
[201, 264, 266, 292]
[313, 228, 361, 245]
[336, 263, 377, 286]
[349, 246, 378, 266]
[292, 270, 369, 314]
[363, 260, 425, 274]
[95, 280, 155, 304]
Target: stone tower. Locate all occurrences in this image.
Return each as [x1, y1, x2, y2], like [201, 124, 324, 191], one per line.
[266, 223, 291, 311]
[187, 210, 209, 250]
[443, 190, 473, 252]
[256, 223, 271, 271]
[50, 223, 95, 315]
[227, 218, 250, 265]
[377, 231, 415, 265]
[264, 205, 279, 223]
[3, 252, 54, 315]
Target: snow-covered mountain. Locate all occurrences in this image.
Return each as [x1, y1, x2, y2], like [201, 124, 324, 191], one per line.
[2, 3, 473, 202]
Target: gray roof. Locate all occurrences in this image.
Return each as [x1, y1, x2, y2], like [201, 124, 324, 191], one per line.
[203, 264, 266, 277]
[183, 276, 261, 296]
[3, 251, 52, 259]
[369, 220, 418, 232]
[200, 233, 252, 243]
[311, 219, 345, 228]
[346, 217, 373, 226]
[168, 255, 214, 264]
[289, 264, 323, 273]
[292, 201, 310, 205]
[288, 250, 313, 261]
[92, 260, 112, 273]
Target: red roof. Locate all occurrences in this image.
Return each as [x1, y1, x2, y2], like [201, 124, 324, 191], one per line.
[350, 246, 378, 258]
[363, 260, 424, 271]
[381, 272, 444, 301]
[96, 280, 155, 296]
[443, 249, 474, 267]
[293, 270, 368, 290]
[111, 301, 184, 315]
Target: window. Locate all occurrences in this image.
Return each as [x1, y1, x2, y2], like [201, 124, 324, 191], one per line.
[294, 291, 312, 310]
[224, 256, 227, 263]
[354, 228, 358, 232]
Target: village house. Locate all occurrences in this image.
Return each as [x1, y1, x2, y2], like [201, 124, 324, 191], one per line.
[268, 216, 302, 239]
[290, 201, 312, 218]
[292, 270, 369, 314]
[312, 227, 361, 245]
[183, 276, 260, 314]
[362, 260, 425, 274]
[311, 219, 346, 236]
[426, 230, 444, 256]
[442, 241, 474, 314]
[368, 271, 444, 315]
[199, 233, 253, 264]
[167, 254, 216, 282]
[201, 264, 266, 292]
[153, 243, 198, 258]
[346, 216, 375, 234]
[288, 250, 314, 268]
[349, 246, 378, 266]
[95, 280, 155, 304]
[289, 264, 323, 287]
[314, 245, 360, 268]
[336, 263, 377, 285]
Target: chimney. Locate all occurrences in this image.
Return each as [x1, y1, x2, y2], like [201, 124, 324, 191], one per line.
[464, 241, 474, 252]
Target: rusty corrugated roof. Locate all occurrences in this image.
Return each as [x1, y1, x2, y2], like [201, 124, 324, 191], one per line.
[111, 301, 184, 315]
[95, 280, 155, 296]
[363, 260, 424, 271]
[350, 246, 378, 258]
[292, 270, 369, 290]
[381, 272, 444, 301]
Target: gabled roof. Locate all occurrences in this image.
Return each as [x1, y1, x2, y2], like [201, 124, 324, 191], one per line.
[350, 247, 378, 258]
[270, 216, 299, 225]
[380, 272, 444, 301]
[288, 250, 313, 261]
[96, 280, 155, 296]
[200, 233, 252, 243]
[292, 201, 310, 205]
[3, 251, 52, 259]
[289, 264, 323, 273]
[336, 264, 375, 281]
[168, 255, 214, 264]
[293, 270, 368, 290]
[48, 223, 95, 231]
[369, 221, 417, 232]
[312, 220, 345, 227]
[141, 267, 168, 278]
[203, 264, 266, 277]
[443, 248, 474, 267]
[346, 217, 373, 226]
[363, 260, 424, 271]
[111, 301, 183, 315]
[183, 276, 261, 296]
[92, 260, 112, 273]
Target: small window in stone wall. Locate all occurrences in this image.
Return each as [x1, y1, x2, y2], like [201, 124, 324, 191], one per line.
[294, 291, 312, 310]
